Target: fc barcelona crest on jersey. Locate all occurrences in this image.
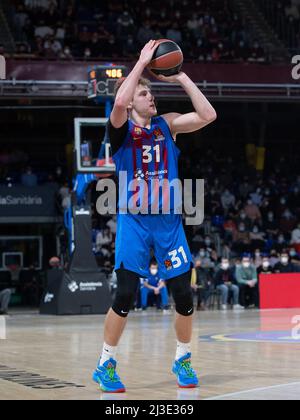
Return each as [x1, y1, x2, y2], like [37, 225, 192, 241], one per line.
[153, 127, 165, 142]
[134, 126, 143, 136]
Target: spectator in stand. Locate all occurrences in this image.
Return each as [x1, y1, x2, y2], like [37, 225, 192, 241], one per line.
[236, 210, 252, 231]
[254, 249, 263, 269]
[140, 262, 169, 312]
[191, 259, 213, 310]
[274, 251, 296, 273]
[249, 225, 266, 252]
[0, 286, 12, 315]
[257, 255, 274, 275]
[263, 211, 279, 237]
[232, 223, 251, 254]
[244, 198, 262, 225]
[223, 217, 238, 243]
[288, 248, 300, 268]
[215, 258, 244, 311]
[221, 189, 236, 215]
[291, 223, 300, 245]
[269, 250, 280, 268]
[96, 228, 113, 253]
[235, 254, 259, 308]
[279, 208, 297, 234]
[106, 216, 117, 235]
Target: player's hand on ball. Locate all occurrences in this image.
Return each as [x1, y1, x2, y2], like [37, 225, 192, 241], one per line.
[139, 40, 157, 66]
[156, 72, 185, 83]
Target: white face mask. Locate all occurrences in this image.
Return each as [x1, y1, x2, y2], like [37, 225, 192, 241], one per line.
[262, 261, 270, 269]
[150, 268, 158, 276]
[243, 262, 251, 268]
[222, 263, 229, 270]
[281, 257, 289, 265]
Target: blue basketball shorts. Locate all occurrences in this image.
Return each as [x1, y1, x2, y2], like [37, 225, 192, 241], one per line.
[115, 213, 193, 280]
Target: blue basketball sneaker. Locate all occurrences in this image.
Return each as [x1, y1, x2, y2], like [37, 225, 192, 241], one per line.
[93, 358, 126, 393]
[172, 353, 199, 388]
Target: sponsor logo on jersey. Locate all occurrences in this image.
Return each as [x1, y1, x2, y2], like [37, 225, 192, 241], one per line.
[164, 259, 173, 270]
[153, 128, 165, 142]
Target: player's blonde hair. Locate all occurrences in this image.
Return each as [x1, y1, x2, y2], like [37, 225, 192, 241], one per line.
[114, 77, 152, 97]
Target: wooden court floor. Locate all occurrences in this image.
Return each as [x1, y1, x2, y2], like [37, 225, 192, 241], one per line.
[1, 308, 300, 400]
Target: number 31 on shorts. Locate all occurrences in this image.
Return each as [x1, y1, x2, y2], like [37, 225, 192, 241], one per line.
[168, 246, 188, 269]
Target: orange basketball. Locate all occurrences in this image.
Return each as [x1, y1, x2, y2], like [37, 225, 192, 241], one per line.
[148, 39, 183, 77]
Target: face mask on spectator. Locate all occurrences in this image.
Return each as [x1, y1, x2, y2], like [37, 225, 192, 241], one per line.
[150, 267, 158, 276]
[268, 213, 274, 221]
[221, 262, 229, 270]
[239, 225, 246, 232]
[240, 213, 246, 220]
[205, 239, 211, 246]
[281, 256, 289, 265]
[200, 251, 206, 258]
[255, 252, 261, 258]
[253, 227, 259, 234]
[262, 260, 270, 268]
[243, 261, 251, 268]
[290, 250, 297, 257]
[283, 210, 292, 219]
[278, 236, 285, 244]
[280, 198, 286, 205]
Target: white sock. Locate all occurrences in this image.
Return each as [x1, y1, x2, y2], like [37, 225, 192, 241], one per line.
[99, 343, 118, 366]
[176, 341, 191, 361]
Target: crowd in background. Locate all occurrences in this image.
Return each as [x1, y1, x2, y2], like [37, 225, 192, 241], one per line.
[1, 143, 300, 310]
[4, 0, 266, 63]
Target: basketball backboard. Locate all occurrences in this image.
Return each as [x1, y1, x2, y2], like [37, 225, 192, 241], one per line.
[74, 118, 116, 174]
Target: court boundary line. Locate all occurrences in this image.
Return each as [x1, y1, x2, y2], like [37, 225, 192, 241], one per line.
[204, 381, 300, 400]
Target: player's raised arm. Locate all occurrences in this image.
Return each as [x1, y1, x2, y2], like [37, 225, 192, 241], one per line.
[159, 72, 217, 136]
[110, 40, 157, 128]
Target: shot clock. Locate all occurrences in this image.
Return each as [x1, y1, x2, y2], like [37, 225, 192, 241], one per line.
[88, 65, 128, 99]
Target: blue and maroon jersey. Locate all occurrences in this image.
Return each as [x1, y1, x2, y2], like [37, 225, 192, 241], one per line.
[112, 116, 181, 213]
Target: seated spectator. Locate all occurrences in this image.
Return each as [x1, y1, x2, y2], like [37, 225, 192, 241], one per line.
[249, 226, 266, 251]
[291, 223, 300, 245]
[254, 249, 263, 268]
[221, 189, 236, 215]
[140, 262, 169, 312]
[223, 217, 238, 242]
[269, 250, 280, 267]
[236, 210, 252, 231]
[232, 223, 251, 254]
[235, 254, 259, 308]
[244, 199, 262, 225]
[263, 211, 279, 236]
[21, 166, 38, 187]
[215, 258, 244, 311]
[257, 256, 274, 275]
[106, 216, 117, 235]
[96, 228, 113, 252]
[280, 208, 297, 234]
[274, 252, 296, 273]
[289, 248, 300, 268]
[0, 287, 12, 315]
[191, 259, 213, 310]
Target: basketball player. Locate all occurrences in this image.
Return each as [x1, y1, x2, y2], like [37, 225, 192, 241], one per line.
[93, 40, 217, 392]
